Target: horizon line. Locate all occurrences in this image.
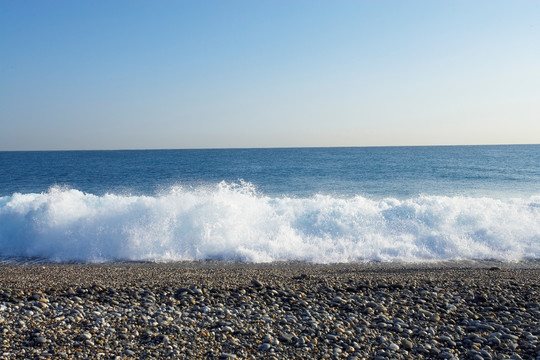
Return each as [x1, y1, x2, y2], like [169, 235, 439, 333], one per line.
[1, 142, 538, 153]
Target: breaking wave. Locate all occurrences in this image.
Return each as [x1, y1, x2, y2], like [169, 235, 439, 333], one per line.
[0, 182, 539, 263]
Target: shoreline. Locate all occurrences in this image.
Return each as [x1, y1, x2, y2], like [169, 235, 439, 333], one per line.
[1, 263, 539, 359]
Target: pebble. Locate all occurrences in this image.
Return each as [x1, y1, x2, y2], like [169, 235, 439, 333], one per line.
[34, 336, 47, 345]
[279, 332, 294, 343]
[401, 339, 413, 350]
[219, 353, 237, 359]
[439, 352, 454, 359]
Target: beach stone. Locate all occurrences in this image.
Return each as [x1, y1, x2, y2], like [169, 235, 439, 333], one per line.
[279, 332, 294, 343]
[439, 351, 454, 358]
[157, 334, 169, 343]
[251, 279, 264, 288]
[221, 326, 234, 333]
[192, 288, 203, 295]
[502, 333, 519, 340]
[326, 334, 338, 342]
[480, 349, 493, 359]
[34, 336, 47, 345]
[219, 353, 237, 359]
[401, 339, 413, 350]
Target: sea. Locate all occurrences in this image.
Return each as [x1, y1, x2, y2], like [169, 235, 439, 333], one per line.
[0, 145, 539, 263]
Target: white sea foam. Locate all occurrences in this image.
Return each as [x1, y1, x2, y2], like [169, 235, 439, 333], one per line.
[0, 182, 539, 263]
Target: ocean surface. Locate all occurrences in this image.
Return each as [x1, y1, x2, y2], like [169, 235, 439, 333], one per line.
[1, 145, 539, 263]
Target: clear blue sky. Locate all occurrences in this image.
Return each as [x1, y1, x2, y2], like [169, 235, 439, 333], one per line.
[1, 1, 539, 150]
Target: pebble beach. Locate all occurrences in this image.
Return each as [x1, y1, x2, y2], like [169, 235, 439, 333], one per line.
[0, 262, 539, 359]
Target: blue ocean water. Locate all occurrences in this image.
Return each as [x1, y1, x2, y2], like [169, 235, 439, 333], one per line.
[1, 145, 539, 263]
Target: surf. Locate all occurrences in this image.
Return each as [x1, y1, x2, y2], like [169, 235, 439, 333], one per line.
[0, 182, 539, 263]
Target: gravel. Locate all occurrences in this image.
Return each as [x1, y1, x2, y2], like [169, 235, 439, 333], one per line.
[0, 261, 538, 359]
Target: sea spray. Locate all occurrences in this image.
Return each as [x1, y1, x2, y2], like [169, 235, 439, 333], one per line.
[0, 183, 539, 263]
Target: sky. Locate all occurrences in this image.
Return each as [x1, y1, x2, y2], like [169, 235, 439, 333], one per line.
[1, 1, 539, 150]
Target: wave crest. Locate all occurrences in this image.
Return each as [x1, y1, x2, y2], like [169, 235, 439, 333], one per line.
[1, 183, 539, 262]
